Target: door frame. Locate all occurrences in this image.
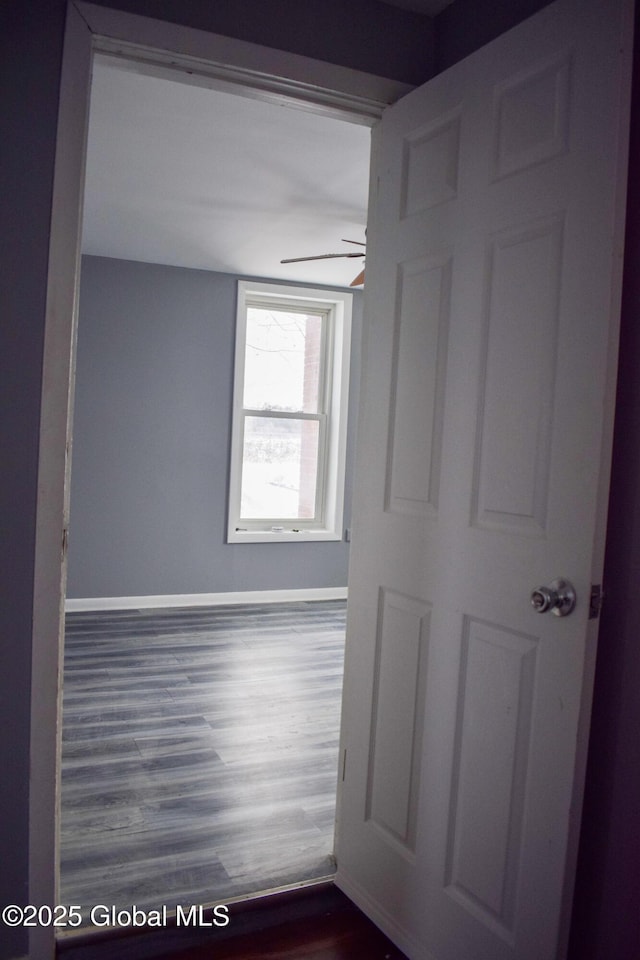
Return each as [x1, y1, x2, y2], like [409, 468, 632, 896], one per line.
[31, 2, 410, 956]
[32, 2, 632, 958]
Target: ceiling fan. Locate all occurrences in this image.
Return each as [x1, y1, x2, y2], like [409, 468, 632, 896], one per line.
[281, 239, 366, 287]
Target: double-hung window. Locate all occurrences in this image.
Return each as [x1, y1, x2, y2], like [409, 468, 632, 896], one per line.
[228, 281, 352, 542]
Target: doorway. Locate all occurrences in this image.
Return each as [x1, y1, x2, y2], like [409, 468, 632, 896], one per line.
[58, 49, 371, 926]
[32, 8, 396, 951]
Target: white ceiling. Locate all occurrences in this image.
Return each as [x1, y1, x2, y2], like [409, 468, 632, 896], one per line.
[82, 58, 372, 288]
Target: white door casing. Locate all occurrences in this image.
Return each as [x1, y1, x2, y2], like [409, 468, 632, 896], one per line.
[37, 5, 402, 957]
[335, 1, 632, 959]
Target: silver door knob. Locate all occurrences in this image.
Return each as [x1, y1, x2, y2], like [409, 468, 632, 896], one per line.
[530, 578, 576, 617]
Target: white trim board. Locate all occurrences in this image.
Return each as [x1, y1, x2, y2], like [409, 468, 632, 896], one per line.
[75, 1, 413, 124]
[65, 587, 348, 612]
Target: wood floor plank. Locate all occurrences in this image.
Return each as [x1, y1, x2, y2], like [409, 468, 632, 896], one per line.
[60, 601, 346, 924]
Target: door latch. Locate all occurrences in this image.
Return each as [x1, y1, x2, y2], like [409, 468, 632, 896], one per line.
[589, 584, 604, 620]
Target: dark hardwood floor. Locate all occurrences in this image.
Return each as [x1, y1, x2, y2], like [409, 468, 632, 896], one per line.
[57, 886, 409, 960]
[60, 601, 346, 926]
[167, 896, 408, 960]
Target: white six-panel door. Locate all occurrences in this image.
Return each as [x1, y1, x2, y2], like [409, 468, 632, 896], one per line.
[335, 1, 632, 958]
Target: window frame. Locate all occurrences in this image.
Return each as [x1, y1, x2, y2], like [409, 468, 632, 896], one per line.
[228, 280, 353, 543]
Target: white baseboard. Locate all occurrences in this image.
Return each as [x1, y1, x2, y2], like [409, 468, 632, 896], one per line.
[65, 586, 348, 613]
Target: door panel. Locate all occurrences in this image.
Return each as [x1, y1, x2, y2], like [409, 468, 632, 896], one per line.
[445, 617, 538, 933]
[471, 214, 564, 535]
[366, 588, 430, 854]
[387, 255, 451, 516]
[335, 2, 632, 959]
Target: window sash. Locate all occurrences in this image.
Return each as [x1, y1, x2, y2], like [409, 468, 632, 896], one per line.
[228, 281, 352, 542]
[244, 298, 330, 413]
[236, 302, 331, 529]
[237, 410, 328, 525]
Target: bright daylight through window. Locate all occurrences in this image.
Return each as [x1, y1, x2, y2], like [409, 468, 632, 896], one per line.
[228, 281, 352, 542]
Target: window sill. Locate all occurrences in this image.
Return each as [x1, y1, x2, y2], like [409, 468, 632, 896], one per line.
[227, 528, 343, 544]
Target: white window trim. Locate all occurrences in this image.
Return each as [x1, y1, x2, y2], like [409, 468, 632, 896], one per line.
[228, 280, 352, 543]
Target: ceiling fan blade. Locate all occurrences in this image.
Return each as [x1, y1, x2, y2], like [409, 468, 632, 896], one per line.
[340, 239, 366, 247]
[280, 252, 365, 264]
[350, 268, 365, 287]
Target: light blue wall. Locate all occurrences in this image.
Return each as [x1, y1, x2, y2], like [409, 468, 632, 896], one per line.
[67, 256, 361, 598]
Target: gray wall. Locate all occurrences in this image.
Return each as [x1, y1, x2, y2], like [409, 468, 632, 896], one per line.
[1, 4, 67, 956]
[67, 257, 361, 598]
[433, 0, 550, 72]
[2, 0, 638, 958]
[90, 0, 436, 86]
[568, 4, 640, 954]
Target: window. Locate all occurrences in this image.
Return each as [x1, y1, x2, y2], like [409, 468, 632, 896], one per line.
[228, 281, 352, 542]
